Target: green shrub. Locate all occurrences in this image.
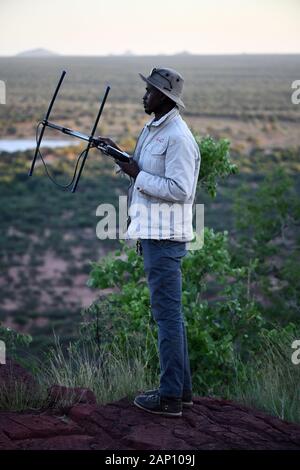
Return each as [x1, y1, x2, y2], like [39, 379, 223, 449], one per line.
[0, 322, 32, 361]
[196, 135, 238, 198]
[87, 229, 266, 395]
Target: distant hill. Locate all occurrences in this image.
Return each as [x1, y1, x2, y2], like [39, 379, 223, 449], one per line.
[173, 51, 192, 56]
[16, 48, 60, 57]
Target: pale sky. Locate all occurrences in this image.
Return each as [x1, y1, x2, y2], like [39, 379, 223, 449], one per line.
[0, 0, 299, 56]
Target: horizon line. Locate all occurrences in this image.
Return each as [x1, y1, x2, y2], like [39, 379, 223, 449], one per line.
[1, 52, 300, 58]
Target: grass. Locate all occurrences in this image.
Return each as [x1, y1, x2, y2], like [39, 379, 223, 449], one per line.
[0, 336, 157, 411]
[42, 336, 157, 405]
[228, 328, 300, 424]
[0, 380, 47, 412]
[1, 327, 300, 426]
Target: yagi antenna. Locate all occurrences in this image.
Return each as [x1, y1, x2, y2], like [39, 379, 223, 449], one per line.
[29, 70, 130, 192]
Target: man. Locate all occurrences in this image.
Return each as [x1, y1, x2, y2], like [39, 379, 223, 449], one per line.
[97, 67, 201, 417]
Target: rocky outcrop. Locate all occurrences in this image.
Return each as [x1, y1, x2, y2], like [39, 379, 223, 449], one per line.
[1, 396, 300, 450]
[1, 361, 300, 450]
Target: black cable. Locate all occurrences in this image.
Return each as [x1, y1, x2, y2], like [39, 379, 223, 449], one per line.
[35, 121, 88, 190]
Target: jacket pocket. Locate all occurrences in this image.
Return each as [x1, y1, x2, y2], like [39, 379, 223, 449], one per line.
[148, 138, 169, 174]
[150, 138, 169, 156]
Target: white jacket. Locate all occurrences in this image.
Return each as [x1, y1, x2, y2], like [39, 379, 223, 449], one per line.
[125, 107, 201, 241]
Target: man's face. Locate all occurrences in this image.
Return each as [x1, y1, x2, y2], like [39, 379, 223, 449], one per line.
[142, 84, 165, 115]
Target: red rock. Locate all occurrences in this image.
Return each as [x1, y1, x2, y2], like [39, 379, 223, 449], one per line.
[0, 430, 17, 450]
[121, 423, 195, 450]
[0, 393, 300, 450]
[17, 434, 95, 450]
[68, 404, 99, 421]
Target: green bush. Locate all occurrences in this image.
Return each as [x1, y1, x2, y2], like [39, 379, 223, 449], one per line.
[87, 229, 266, 395]
[0, 322, 32, 360]
[196, 135, 238, 198]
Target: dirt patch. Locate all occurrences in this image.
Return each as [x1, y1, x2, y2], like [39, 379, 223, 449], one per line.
[37, 251, 68, 279]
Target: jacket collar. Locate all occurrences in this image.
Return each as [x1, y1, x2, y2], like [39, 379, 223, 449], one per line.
[146, 106, 179, 129]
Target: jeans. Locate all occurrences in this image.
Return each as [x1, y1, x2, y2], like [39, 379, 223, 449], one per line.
[140, 239, 192, 398]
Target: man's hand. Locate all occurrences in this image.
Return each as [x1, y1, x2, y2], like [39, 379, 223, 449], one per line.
[92, 135, 139, 178]
[117, 159, 140, 179]
[93, 136, 122, 151]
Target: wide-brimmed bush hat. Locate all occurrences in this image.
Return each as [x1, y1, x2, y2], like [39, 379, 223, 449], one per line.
[139, 67, 185, 108]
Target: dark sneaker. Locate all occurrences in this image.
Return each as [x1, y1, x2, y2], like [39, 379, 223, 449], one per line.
[142, 388, 193, 407]
[134, 392, 182, 417]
